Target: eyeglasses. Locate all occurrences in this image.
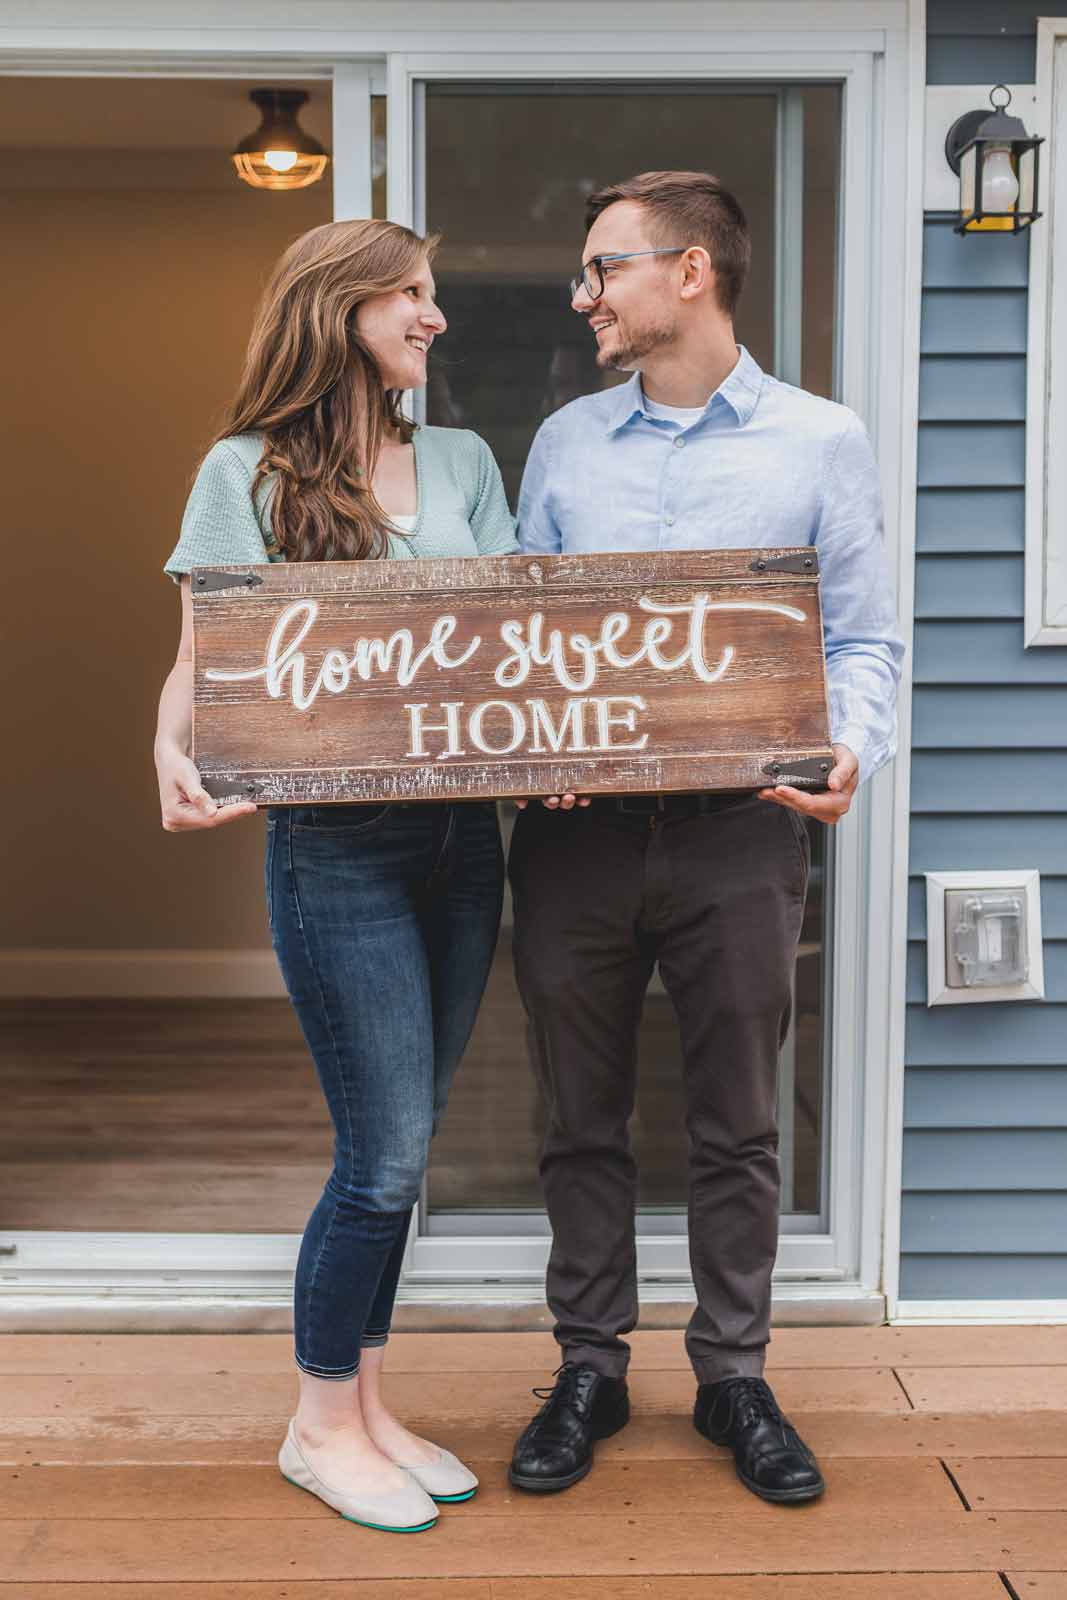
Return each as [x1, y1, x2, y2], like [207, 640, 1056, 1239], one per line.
[569, 248, 687, 302]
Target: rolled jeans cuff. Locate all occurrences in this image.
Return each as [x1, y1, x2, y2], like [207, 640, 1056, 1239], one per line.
[295, 1357, 360, 1380]
[691, 1350, 766, 1385]
[361, 1332, 389, 1349]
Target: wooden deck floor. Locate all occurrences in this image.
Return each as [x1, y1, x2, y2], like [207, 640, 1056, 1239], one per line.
[1, 1325, 1065, 1596]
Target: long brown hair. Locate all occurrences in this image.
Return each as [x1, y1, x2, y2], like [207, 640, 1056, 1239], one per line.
[214, 219, 438, 562]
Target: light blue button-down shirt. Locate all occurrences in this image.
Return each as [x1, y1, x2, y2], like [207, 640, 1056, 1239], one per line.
[517, 346, 903, 781]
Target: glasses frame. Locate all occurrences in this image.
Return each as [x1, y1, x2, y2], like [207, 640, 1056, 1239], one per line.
[570, 247, 687, 301]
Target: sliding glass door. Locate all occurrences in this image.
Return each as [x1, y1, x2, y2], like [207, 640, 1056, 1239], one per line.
[409, 78, 843, 1281]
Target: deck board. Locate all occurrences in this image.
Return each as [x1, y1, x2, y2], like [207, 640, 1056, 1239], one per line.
[4, 1409, 1067, 1466]
[948, 1458, 1067, 1510]
[0, 1457, 960, 1519]
[1, 1325, 1064, 1374]
[5, 1510, 1067, 1582]
[0, 1584, 1010, 1600]
[0, 1366, 910, 1420]
[897, 1366, 1067, 1412]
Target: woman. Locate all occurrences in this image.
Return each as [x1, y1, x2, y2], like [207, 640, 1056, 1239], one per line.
[154, 220, 516, 1533]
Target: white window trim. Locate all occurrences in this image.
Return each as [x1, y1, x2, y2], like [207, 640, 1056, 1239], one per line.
[1024, 17, 1067, 646]
[0, 0, 923, 1326]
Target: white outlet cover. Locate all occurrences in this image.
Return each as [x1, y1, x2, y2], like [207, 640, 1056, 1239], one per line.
[925, 869, 1045, 1006]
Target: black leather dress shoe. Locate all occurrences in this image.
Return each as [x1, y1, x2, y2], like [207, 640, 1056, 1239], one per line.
[694, 1375, 825, 1503]
[509, 1363, 630, 1493]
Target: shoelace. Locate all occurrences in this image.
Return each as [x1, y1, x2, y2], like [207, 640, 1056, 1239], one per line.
[723, 1377, 785, 1432]
[530, 1361, 581, 1405]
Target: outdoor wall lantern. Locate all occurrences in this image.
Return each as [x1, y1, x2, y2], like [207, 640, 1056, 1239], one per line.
[944, 84, 1043, 234]
[232, 89, 330, 191]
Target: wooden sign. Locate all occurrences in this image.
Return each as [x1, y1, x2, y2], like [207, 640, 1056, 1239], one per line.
[191, 549, 834, 804]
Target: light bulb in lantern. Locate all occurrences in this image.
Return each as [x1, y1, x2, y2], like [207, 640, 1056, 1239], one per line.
[981, 143, 1019, 223]
[263, 150, 300, 173]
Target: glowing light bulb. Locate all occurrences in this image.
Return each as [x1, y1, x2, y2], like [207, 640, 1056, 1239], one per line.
[981, 144, 1019, 214]
[264, 149, 300, 173]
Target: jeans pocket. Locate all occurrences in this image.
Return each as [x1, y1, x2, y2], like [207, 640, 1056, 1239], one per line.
[293, 803, 393, 836]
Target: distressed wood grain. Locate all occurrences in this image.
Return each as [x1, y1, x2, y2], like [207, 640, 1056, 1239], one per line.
[191, 549, 832, 804]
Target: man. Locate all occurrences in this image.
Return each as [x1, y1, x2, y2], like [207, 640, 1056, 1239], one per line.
[508, 171, 903, 1504]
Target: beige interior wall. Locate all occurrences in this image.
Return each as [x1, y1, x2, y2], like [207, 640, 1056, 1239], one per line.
[2, 84, 332, 951]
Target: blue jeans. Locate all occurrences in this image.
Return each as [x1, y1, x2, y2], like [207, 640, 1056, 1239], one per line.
[265, 800, 504, 1378]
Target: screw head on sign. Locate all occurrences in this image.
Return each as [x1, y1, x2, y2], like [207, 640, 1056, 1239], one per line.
[245, 784, 256, 797]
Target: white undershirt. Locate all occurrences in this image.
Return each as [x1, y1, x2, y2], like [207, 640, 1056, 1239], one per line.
[641, 393, 708, 429]
[389, 513, 418, 531]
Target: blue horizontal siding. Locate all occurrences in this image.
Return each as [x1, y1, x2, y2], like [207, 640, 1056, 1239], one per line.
[914, 554, 1023, 616]
[916, 490, 1023, 553]
[905, 941, 1067, 1001]
[919, 358, 1026, 422]
[900, 1254, 1067, 1300]
[906, 1003, 1067, 1066]
[903, 1192, 1067, 1253]
[926, 38, 1037, 84]
[907, 0, 1052, 1305]
[912, 687, 1067, 746]
[908, 877, 1067, 939]
[911, 817, 1067, 875]
[921, 291, 1027, 356]
[903, 1128, 1067, 1189]
[904, 1066, 1067, 1127]
[928, 0, 1037, 34]
[922, 221, 1029, 290]
[914, 621, 1067, 681]
[910, 752, 1067, 812]
[917, 427, 1025, 489]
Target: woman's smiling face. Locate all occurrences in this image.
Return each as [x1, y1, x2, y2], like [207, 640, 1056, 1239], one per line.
[355, 257, 447, 392]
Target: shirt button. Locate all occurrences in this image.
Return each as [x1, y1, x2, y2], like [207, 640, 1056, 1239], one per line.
[664, 515, 676, 527]
[674, 436, 686, 449]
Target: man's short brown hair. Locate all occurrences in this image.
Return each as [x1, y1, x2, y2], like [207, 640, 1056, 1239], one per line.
[585, 170, 750, 318]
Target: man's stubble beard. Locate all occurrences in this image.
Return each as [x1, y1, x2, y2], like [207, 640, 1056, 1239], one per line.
[596, 313, 679, 372]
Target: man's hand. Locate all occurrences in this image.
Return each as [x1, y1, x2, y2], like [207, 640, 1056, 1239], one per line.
[514, 793, 592, 811]
[757, 743, 859, 825]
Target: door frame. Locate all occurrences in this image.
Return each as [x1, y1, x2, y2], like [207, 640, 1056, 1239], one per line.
[0, 0, 922, 1327]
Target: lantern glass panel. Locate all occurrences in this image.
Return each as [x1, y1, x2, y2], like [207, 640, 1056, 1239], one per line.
[1018, 145, 1035, 215]
[960, 144, 977, 219]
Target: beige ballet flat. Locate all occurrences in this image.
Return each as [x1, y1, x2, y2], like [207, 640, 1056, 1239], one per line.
[278, 1421, 439, 1532]
[402, 1445, 479, 1502]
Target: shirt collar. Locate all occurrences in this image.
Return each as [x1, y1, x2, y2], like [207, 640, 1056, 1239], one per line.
[603, 345, 764, 435]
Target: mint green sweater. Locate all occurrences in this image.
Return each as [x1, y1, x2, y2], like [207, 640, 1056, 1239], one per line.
[164, 426, 517, 580]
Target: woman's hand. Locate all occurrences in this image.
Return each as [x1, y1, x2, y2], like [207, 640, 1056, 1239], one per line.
[155, 577, 257, 832]
[156, 744, 257, 832]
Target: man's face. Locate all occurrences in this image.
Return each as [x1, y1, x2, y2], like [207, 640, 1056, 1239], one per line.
[572, 200, 680, 372]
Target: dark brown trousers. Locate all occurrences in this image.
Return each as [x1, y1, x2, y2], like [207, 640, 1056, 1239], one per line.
[508, 795, 809, 1384]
